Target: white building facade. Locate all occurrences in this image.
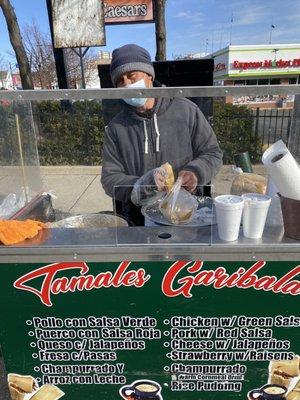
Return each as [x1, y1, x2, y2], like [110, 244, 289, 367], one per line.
[211, 44, 300, 106]
[213, 44, 300, 85]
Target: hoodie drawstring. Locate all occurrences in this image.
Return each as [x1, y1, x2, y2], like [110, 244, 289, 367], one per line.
[143, 115, 160, 154]
[154, 113, 160, 152]
[143, 120, 149, 154]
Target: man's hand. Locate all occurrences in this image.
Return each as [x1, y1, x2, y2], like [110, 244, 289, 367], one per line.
[178, 170, 198, 193]
[154, 169, 166, 191]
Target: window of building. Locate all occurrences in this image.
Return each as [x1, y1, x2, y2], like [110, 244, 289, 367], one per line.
[246, 79, 258, 85]
[270, 78, 281, 85]
[234, 80, 246, 85]
[258, 79, 269, 85]
[213, 80, 224, 86]
[289, 77, 297, 84]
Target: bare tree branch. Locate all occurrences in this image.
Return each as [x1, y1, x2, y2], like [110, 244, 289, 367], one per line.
[0, 0, 34, 89]
[64, 47, 100, 88]
[22, 20, 57, 88]
[22, 21, 100, 89]
[0, 55, 6, 70]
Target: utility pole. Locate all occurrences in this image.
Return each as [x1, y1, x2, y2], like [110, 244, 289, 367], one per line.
[269, 24, 275, 44]
[154, 0, 167, 61]
[219, 25, 224, 49]
[229, 13, 234, 45]
[79, 48, 85, 89]
[205, 38, 209, 55]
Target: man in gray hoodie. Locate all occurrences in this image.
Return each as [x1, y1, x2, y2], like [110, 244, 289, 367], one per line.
[101, 44, 223, 225]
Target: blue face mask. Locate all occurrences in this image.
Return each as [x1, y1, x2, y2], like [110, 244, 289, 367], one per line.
[123, 79, 148, 107]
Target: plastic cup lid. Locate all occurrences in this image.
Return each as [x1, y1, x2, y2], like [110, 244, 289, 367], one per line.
[215, 195, 244, 205]
[242, 193, 271, 203]
[214, 195, 244, 210]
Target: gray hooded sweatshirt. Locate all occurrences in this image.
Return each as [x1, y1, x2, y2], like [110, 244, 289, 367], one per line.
[101, 97, 222, 206]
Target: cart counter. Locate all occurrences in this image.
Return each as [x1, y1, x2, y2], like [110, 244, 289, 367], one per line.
[1, 86, 300, 400]
[0, 225, 298, 261]
[1, 225, 300, 400]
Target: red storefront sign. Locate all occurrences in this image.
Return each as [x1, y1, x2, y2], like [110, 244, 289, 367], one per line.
[214, 63, 226, 72]
[233, 59, 300, 70]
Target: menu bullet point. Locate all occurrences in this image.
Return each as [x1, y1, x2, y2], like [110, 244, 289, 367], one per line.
[28, 331, 34, 337]
[163, 342, 170, 347]
[163, 331, 170, 336]
[26, 320, 32, 326]
[30, 343, 36, 348]
[163, 319, 170, 325]
[164, 366, 170, 372]
[166, 353, 171, 358]
[36, 378, 41, 383]
[32, 354, 38, 359]
[34, 367, 40, 372]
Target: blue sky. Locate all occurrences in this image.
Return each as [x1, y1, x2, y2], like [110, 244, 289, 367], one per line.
[0, 0, 300, 65]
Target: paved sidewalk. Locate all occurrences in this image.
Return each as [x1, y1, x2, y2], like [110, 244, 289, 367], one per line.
[40, 165, 267, 216]
[41, 166, 112, 215]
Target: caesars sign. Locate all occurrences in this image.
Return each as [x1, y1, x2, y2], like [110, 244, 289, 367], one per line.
[104, 0, 154, 24]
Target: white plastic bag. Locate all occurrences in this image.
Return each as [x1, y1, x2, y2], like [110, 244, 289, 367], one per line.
[0, 190, 28, 219]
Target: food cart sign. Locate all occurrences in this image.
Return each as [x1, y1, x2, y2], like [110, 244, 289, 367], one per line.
[51, 0, 106, 48]
[104, 0, 154, 24]
[1, 260, 300, 399]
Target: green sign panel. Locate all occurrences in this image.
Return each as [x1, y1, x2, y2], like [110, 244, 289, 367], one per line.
[1, 260, 300, 400]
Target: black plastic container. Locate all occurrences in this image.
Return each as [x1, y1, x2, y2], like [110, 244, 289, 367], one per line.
[279, 194, 300, 240]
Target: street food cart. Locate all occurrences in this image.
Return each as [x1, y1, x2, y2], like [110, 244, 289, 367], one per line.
[0, 86, 300, 400]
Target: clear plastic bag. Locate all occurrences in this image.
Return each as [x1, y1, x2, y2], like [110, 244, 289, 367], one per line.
[159, 177, 198, 224]
[230, 173, 267, 195]
[0, 190, 28, 219]
[131, 167, 167, 206]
